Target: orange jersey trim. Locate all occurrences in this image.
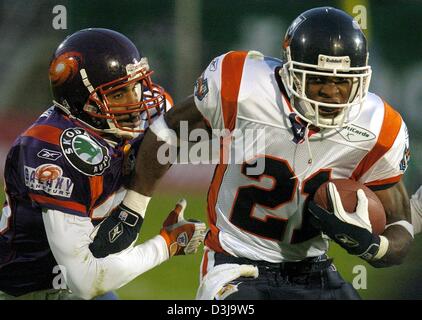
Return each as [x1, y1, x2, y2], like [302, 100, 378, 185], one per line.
[205, 139, 228, 253]
[364, 174, 403, 187]
[29, 193, 87, 215]
[351, 101, 402, 180]
[23, 125, 62, 146]
[89, 176, 104, 213]
[201, 248, 210, 278]
[220, 51, 248, 132]
[164, 91, 174, 108]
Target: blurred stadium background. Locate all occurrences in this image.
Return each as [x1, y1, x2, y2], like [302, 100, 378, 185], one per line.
[0, 0, 421, 299]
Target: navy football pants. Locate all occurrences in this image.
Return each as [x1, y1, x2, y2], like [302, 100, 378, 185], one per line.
[213, 253, 360, 300]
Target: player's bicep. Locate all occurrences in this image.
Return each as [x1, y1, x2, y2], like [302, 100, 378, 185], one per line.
[374, 180, 411, 224]
[164, 95, 211, 138]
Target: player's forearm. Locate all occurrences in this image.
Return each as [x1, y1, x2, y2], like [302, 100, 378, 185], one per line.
[43, 209, 169, 300]
[370, 183, 413, 267]
[129, 128, 172, 196]
[369, 225, 413, 268]
[69, 235, 169, 300]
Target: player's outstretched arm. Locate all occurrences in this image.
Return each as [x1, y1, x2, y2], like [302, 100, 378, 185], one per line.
[42, 200, 205, 300]
[88, 96, 209, 257]
[130, 95, 210, 197]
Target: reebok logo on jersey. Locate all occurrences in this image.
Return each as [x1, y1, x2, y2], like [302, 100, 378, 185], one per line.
[37, 149, 62, 161]
[338, 124, 375, 142]
[24, 165, 74, 198]
[209, 58, 219, 71]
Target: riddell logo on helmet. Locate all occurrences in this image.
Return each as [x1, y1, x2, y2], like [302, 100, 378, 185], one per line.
[326, 57, 343, 63]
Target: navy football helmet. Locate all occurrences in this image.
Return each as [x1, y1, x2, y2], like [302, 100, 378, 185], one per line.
[49, 28, 165, 138]
[280, 7, 372, 128]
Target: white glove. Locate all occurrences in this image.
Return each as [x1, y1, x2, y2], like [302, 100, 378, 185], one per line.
[328, 182, 372, 232]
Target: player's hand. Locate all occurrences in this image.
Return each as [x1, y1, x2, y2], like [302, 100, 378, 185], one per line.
[89, 204, 143, 258]
[308, 182, 380, 261]
[160, 199, 207, 257]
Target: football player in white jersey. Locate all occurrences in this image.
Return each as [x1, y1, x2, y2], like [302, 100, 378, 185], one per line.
[114, 7, 414, 299]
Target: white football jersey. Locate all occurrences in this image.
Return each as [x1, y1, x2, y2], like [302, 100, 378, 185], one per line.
[194, 50, 409, 263]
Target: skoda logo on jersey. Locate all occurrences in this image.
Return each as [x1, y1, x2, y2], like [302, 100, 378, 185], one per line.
[60, 128, 110, 176]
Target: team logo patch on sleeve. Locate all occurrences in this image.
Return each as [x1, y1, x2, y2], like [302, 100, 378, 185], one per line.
[194, 73, 209, 101]
[399, 146, 410, 172]
[60, 128, 110, 176]
[24, 165, 74, 198]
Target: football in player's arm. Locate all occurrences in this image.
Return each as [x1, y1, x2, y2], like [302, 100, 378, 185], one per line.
[107, 8, 414, 299]
[0, 28, 206, 300]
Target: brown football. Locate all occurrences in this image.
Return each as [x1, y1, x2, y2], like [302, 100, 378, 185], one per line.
[313, 179, 386, 235]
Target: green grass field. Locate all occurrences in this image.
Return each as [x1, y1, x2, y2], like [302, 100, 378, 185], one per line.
[1, 188, 422, 299]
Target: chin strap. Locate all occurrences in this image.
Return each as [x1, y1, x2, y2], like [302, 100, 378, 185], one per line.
[288, 115, 314, 180]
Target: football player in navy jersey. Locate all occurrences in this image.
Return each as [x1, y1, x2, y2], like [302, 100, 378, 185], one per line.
[0, 28, 206, 300]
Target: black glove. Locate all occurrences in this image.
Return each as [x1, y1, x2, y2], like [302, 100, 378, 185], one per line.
[308, 200, 381, 261]
[89, 204, 143, 258]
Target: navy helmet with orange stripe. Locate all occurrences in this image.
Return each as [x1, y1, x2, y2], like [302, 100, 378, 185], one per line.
[280, 7, 372, 129]
[49, 28, 165, 139]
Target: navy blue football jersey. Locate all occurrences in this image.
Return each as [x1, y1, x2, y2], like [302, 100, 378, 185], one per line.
[0, 107, 142, 296]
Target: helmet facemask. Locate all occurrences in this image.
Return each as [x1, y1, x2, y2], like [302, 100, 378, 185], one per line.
[82, 58, 165, 139]
[281, 47, 372, 129]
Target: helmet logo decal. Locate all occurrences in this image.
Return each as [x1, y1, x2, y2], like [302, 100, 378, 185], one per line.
[318, 55, 351, 70]
[49, 52, 82, 86]
[60, 128, 110, 176]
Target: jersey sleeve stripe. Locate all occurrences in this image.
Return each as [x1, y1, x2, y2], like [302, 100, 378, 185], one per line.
[220, 51, 248, 132]
[22, 125, 62, 146]
[29, 193, 87, 216]
[351, 101, 402, 181]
